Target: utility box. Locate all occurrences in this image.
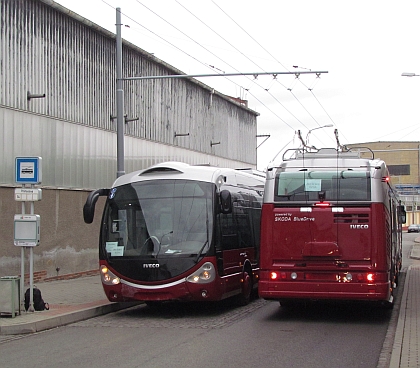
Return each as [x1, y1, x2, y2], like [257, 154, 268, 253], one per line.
[0, 276, 20, 317]
[14, 214, 40, 246]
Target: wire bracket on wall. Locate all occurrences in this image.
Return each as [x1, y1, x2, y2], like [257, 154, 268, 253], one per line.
[125, 116, 139, 124]
[174, 132, 190, 138]
[27, 91, 46, 100]
[256, 134, 271, 149]
[210, 141, 220, 147]
[110, 114, 127, 120]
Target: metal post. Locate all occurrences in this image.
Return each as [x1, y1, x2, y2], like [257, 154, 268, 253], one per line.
[28, 193, 35, 312]
[20, 201, 25, 312]
[116, 8, 125, 178]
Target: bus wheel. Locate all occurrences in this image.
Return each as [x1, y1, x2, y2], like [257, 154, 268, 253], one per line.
[237, 271, 252, 306]
[381, 290, 395, 310]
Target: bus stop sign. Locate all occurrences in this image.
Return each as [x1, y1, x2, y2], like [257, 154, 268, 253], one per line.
[15, 157, 42, 184]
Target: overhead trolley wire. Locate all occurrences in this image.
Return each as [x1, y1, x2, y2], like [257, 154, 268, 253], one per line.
[103, 0, 325, 136]
[122, 1, 302, 131]
[209, 1, 331, 134]
[210, 0, 342, 144]
[174, 0, 314, 131]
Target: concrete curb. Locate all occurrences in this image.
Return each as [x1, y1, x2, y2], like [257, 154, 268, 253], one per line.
[0, 302, 139, 335]
[388, 265, 411, 367]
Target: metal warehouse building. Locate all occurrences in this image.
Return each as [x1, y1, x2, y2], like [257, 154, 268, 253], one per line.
[0, 0, 259, 278]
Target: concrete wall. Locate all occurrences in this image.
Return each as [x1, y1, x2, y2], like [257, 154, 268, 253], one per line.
[0, 187, 105, 278]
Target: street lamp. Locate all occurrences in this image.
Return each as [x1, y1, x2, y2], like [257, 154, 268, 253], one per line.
[305, 124, 334, 146]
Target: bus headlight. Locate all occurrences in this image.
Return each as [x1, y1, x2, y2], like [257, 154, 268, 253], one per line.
[101, 265, 121, 285]
[186, 262, 215, 284]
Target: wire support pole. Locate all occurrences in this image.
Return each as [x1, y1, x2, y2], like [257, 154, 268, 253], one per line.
[116, 7, 125, 178]
[122, 71, 328, 81]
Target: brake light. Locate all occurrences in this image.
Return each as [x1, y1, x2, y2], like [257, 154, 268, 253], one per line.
[367, 273, 375, 282]
[270, 272, 288, 280]
[314, 202, 330, 207]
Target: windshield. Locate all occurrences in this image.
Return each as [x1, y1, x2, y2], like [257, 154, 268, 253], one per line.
[274, 170, 371, 202]
[102, 180, 213, 259]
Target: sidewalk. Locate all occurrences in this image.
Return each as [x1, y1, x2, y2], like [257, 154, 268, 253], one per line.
[1, 240, 420, 368]
[0, 275, 138, 335]
[388, 237, 420, 368]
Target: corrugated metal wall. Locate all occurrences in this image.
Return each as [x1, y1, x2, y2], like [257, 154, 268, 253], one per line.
[0, 0, 258, 189]
[0, 108, 255, 188]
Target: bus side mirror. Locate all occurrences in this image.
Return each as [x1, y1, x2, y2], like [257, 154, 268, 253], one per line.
[219, 190, 232, 214]
[83, 188, 110, 224]
[398, 205, 406, 224]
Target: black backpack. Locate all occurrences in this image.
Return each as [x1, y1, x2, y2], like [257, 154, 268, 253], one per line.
[24, 287, 49, 311]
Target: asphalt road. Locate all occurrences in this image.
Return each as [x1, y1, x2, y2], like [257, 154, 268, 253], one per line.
[2, 233, 417, 368]
[1, 296, 391, 368]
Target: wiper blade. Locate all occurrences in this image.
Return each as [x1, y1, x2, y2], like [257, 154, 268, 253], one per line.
[194, 241, 209, 263]
[277, 191, 306, 199]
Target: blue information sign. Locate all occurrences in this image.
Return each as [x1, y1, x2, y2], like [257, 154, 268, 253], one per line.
[15, 157, 42, 184]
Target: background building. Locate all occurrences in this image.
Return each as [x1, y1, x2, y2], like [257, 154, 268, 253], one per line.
[0, 0, 259, 278]
[346, 141, 420, 225]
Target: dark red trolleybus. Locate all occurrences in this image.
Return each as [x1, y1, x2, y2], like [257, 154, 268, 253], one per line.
[83, 162, 264, 305]
[259, 148, 406, 308]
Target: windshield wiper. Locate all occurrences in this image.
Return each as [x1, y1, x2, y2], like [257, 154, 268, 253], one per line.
[194, 241, 209, 263]
[155, 230, 173, 258]
[277, 190, 307, 200]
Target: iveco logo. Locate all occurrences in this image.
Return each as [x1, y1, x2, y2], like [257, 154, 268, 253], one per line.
[143, 263, 160, 268]
[350, 225, 369, 229]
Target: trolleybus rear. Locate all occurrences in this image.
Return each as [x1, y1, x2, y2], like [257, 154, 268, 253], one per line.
[259, 148, 405, 307]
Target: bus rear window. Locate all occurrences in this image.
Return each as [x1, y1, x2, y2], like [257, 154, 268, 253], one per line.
[274, 170, 371, 202]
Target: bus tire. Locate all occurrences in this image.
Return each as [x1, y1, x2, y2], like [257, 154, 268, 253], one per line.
[237, 270, 253, 306]
[381, 289, 395, 310]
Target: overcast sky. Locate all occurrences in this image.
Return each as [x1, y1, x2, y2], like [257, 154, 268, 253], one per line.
[55, 0, 420, 170]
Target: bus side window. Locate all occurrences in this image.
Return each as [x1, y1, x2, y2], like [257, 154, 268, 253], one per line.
[234, 201, 253, 249]
[220, 212, 238, 250]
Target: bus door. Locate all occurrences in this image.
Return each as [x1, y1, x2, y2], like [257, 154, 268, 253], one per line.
[217, 198, 256, 294]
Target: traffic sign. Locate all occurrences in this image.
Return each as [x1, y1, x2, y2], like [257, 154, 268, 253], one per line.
[15, 157, 42, 184]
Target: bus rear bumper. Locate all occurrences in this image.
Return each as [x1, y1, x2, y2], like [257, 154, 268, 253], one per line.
[258, 280, 392, 302]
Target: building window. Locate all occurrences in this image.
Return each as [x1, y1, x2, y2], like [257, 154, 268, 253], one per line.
[388, 164, 410, 176]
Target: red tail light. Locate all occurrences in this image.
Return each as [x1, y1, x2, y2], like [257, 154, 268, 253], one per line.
[314, 202, 330, 207]
[366, 273, 375, 282]
[270, 271, 287, 280]
[356, 273, 376, 282]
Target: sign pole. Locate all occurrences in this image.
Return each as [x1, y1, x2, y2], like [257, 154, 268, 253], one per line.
[14, 157, 42, 313]
[28, 189, 35, 312]
[20, 201, 25, 312]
